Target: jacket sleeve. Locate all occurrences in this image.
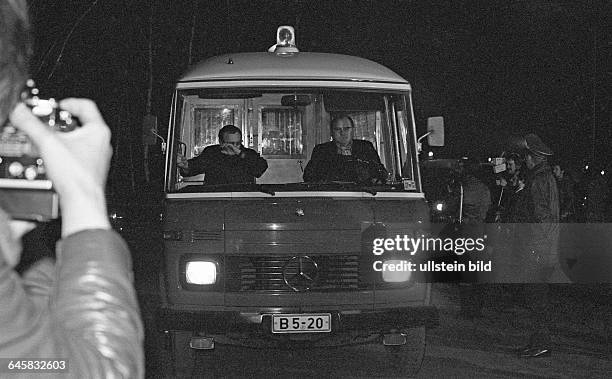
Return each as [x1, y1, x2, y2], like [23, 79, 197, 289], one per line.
[0, 229, 144, 379]
[241, 149, 268, 178]
[182, 149, 211, 176]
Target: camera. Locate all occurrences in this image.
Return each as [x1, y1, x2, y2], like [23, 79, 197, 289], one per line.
[490, 157, 506, 174]
[0, 80, 79, 221]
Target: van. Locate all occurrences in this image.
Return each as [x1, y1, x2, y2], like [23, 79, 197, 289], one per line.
[158, 26, 438, 376]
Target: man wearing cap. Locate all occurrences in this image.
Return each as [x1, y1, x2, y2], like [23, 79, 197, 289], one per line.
[517, 133, 567, 358]
[524, 133, 559, 226]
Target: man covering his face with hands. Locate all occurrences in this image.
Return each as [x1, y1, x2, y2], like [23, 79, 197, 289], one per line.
[177, 124, 268, 185]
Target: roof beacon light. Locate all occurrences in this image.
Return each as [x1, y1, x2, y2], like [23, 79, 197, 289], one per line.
[268, 25, 299, 55]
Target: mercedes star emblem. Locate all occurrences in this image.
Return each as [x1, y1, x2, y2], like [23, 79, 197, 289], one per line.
[283, 256, 319, 292]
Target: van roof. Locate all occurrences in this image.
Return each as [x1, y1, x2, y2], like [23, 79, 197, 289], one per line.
[179, 52, 409, 85]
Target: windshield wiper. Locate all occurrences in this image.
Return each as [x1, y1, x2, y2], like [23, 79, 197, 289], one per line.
[179, 182, 275, 195]
[298, 181, 378, 195]
[361, 186, 378, 196]
[255, 184, 275, 196]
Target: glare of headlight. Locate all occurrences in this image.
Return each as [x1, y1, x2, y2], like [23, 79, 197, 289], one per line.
[186, 261, 217, 285]
[382, 260, 411, 282]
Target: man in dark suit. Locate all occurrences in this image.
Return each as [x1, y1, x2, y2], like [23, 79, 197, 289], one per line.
[303, 115, 387, 184]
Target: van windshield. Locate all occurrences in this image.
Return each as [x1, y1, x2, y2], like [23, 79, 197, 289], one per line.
[167, 88, 418, 193]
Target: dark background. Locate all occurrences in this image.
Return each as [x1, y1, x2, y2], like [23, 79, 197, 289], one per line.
[28, 0, 611, 197]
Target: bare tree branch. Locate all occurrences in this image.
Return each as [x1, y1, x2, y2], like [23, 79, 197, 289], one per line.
[47, 0, 100, 81]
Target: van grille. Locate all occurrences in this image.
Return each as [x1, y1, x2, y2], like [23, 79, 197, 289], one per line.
[191, 230, 223, 241]
[225, 255, 364, 292]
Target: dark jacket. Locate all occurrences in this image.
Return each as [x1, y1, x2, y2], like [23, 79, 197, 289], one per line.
[183, 145, 268, 185]
[507, 186, 535, 223]
[556, 176, 575, 220]
[303, 140, 387, 183]
[461, 174, 491, 224]
[0, 220, 144, 378]
[526, 161, 560, 266]
[528, 162, 559, 224]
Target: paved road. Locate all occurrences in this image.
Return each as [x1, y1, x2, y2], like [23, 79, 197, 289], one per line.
[419, 285, 611, 378]
[141, 284, 612, 378]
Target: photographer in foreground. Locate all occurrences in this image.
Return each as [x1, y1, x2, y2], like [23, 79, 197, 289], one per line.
[0, 1, 143, 377]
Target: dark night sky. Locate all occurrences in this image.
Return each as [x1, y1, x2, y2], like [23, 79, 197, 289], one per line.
[27, 0, 610, 193]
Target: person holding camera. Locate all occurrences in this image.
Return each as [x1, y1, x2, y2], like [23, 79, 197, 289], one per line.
[493, 153, 522, 222]
[0, 1, 143, 377]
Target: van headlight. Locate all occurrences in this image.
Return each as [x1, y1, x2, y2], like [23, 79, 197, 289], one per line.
[381, 259, 412, 283]
[434, 202, 444, 212]
[185, 261, 217, 285]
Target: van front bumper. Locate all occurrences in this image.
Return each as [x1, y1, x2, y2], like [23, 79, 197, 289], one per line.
[158, 305, 438, 332]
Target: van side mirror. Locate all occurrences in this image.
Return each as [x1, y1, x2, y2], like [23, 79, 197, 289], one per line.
[417, 116, 445, 152]
[426, 116, 444, 147]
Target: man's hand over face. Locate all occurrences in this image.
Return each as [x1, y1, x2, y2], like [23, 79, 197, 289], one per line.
[221, 143, 242, 156]
[9, 99, 112, 237]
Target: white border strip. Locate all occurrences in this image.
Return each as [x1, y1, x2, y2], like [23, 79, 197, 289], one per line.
[176, 80, 411, 91]
[166, 191, 425, 199]
[0, 179, 53, 190]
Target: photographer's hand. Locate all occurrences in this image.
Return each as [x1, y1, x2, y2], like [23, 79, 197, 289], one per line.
[9, 99, 112, 237]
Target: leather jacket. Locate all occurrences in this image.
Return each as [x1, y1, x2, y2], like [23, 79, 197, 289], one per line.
[0, 213, 144, 378]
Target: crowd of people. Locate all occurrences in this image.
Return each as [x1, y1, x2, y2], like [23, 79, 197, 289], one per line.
[492, 151, 610, 224]
[438, 132, 612, 359]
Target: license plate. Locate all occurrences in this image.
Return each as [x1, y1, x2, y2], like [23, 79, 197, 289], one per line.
[271, 313, 331, 333]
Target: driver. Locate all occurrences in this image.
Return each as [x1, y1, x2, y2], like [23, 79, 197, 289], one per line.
[303, 115, 387, 184]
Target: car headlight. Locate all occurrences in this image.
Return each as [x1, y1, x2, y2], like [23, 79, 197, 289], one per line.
[434, 202, 444, 212]
[381, 259, 412, 283]
[185, 261, 217, 285]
